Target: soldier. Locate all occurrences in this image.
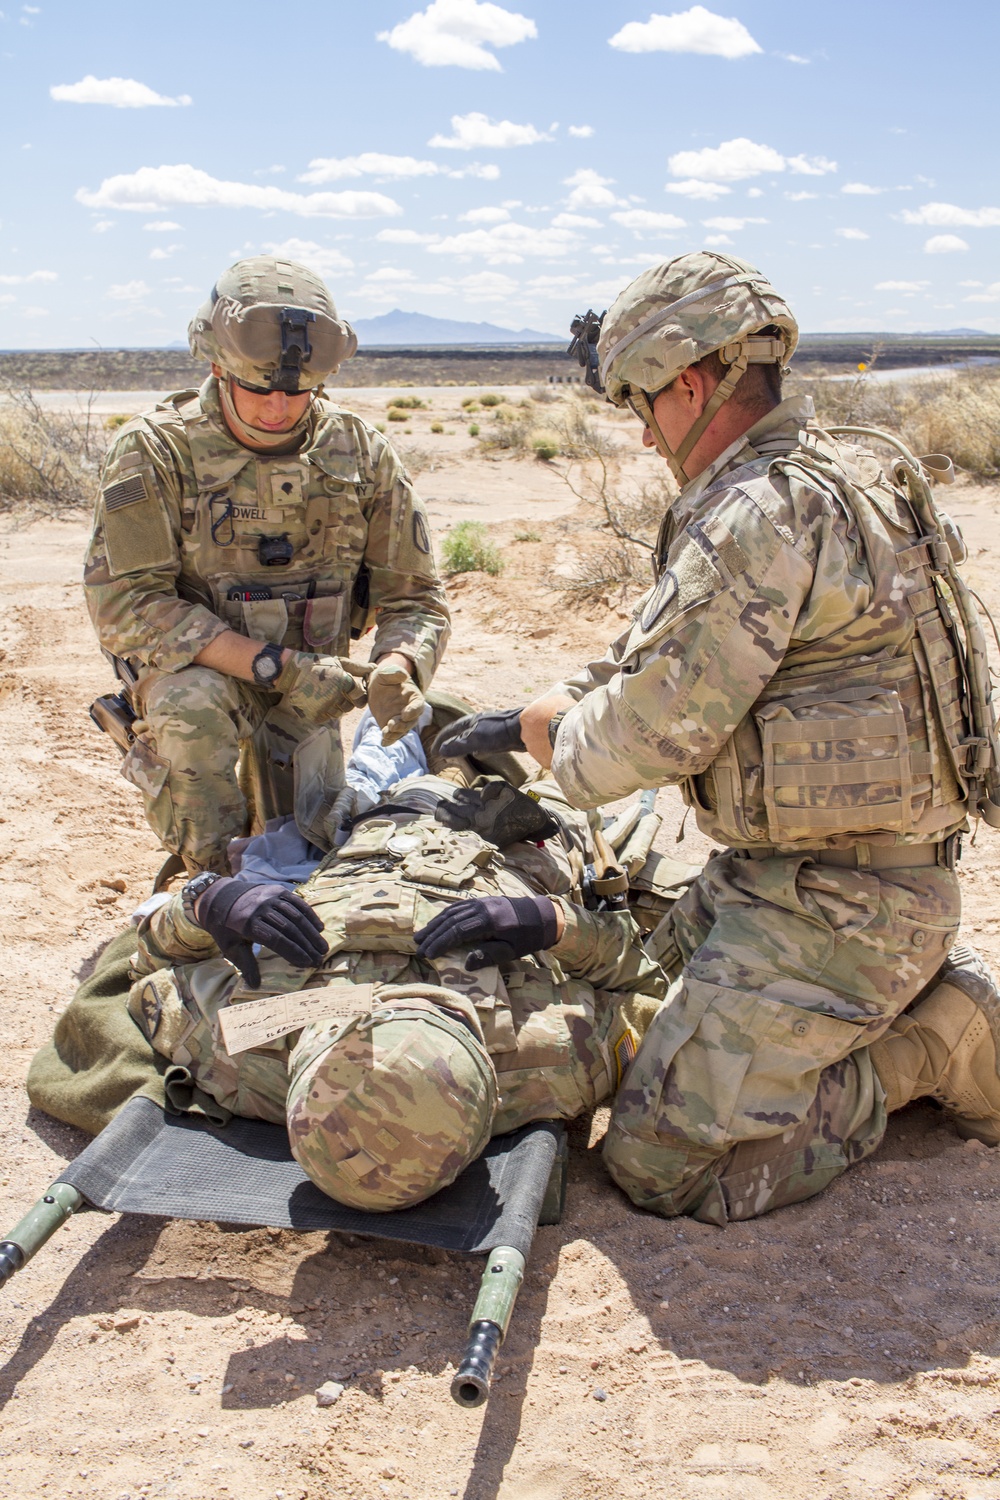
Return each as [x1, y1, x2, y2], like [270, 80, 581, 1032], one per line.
[436, 251, 1000, 1225]
[84, 256, 450, 873]
[125, 773, 675, 1210]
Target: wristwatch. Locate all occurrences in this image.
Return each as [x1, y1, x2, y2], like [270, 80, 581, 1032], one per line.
[547, 711, 567, 749]
[251, 642, 285, 687]
[181, 870, 223, 926]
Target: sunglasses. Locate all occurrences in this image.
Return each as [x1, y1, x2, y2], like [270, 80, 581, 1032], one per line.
[231, 376, 312, 398]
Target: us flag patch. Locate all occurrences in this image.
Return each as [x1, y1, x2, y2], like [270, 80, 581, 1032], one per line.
[103, 473, 148, 511]
[613, 1026, 638, 1085]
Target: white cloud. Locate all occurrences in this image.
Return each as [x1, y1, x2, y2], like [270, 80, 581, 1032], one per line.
[149, 244, 181, 260]
[91, 219, 114, 233]
[300, 153, 443, 183]
[143, 220, 181, 231]
[667, 137, 836, 185]
[785, 190, 818, 201]
[746, 187, 764, 198]
[376, 228, 441, 245]
[668, 138, 784, 182]
[609, 6, 761, 59]
[842, 182, 882, 195]
[551, 211, 602, 228]
[459, 205, 510, 223]
[925, 234, 969, 254]
[786, 154, 837, 176]
[427, 221, 580, 264]
[701, 215, 767, 230]
[21, 307, 50, 318]
[429, 112, 552, 149]
[836, 228, 869, 240]
[875, 280, 929, 291]
[964, 281, 1000, 303]
[665, 179, 731, 200]
[258, 238, 354, 277]
[902, 202, 1000, 228]
[107, 280, 151, 300]
[76, 164, 402, 219]
[778, 52, 809, 63]
[568, 125, 594, 139]
[364, 266, 417, 284]
[0, 269, 57, 284]
[458, 270, 520, 298]
[564, 168, 622, 210]
[377, 0, 536, 71]
[0, 295, 15, 305]
[610, 208, 687, 232]
[50, 75, 191, 108]
[704, 234, 733, 246]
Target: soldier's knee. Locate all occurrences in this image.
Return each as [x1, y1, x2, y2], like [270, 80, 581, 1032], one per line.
[603, 1115, 728, 1221]
[139, 665, 238, 731]
[286, 987, 498, 1211]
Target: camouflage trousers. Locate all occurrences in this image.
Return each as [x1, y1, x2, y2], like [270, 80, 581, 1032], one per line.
[604, 849, 961, 1225]
[123, 665, 345, 872]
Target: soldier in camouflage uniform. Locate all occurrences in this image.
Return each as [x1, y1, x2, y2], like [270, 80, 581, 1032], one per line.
[437, 251, 1000, 1225]
[84, 257, 450, 873]
[126, 774, 676, 1210]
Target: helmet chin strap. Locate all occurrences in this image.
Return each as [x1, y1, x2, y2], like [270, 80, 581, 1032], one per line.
[218, 375, 314, 452]
[633, 343, 751, 487]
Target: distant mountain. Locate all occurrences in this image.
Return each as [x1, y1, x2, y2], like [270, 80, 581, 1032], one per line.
[351, 309, 562, 346]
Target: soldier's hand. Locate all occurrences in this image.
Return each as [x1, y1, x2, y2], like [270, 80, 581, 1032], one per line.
[432, 708, 526, 760]
[276, 651, 369, 725]
[367, 660, 426, 747]
[415, 894, 558, 970]
[194, 877, 329, 989]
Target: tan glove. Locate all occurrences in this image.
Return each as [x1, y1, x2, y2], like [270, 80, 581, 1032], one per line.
[276, 652, 371, 725]
[367, 660, 426, 746]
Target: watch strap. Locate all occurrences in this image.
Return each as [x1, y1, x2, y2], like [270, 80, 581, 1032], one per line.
[181, 871, 223, 926]
[251, 642, 285, 686]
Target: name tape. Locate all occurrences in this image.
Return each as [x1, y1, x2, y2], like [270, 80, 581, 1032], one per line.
[218, 982, 373, 1056]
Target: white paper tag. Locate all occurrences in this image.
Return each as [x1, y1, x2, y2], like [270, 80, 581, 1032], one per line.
[217, 982, 373, 1056]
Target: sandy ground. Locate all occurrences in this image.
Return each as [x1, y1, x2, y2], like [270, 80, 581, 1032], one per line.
[2, 405, 1000, 1500]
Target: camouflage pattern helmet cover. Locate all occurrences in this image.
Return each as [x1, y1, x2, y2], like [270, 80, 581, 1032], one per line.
[286, 988, 498, 1212]
[188, 256, 358, 391]
[598, 251, 799, 407]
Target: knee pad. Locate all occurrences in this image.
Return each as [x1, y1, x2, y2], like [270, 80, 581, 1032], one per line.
[286, 987, 498, 1211]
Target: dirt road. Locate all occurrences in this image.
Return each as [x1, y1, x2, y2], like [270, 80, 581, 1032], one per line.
[2, 422, 1000, 1500]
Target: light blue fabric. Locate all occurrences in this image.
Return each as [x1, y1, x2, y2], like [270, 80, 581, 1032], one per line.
[345, 705, 431, 812]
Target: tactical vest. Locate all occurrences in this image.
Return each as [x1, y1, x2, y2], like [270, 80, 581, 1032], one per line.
[679, 426, 1000, 850]
[152, 387, 375, 655]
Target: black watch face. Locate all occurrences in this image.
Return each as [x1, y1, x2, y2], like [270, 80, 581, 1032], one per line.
[255, 651, 281, 683]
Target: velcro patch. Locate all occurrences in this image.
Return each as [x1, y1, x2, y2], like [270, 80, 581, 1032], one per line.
[103, 473, 148, 511]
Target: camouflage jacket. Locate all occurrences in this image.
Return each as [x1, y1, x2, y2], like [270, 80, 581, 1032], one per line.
[83, 378, 450, 689]
[127, 780, 668, 1131]
[551, 395, 970, 850]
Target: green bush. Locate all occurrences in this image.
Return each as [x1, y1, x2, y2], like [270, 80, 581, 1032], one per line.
[479, 392, 503, 407]
[468, 422, 480, 436]
[387, 395, 426, 410]
[532, 430, 560, 461]
[441, 521, 504, 577]
[430, 422, 444, 433]
[461, 397, 479, 410]
[513, 528, 541, 543]
[387, 410, 408, 422]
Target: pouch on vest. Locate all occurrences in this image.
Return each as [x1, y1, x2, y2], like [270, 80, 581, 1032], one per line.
[303, 591, 346, 652]
[755, 687, 914, 842]
[343, 878, 418, 950]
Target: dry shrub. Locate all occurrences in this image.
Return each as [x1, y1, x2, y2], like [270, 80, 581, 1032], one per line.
[0, 383, 107, 514]
[549, 447, 676, 603]
[477, 399, 618, 461]
[797, 364, 1000, 480]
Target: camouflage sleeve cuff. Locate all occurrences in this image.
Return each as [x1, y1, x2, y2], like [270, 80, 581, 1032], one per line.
[148, 604, 230, 673]
[547, 897, 634, 976]
[138, 893, 220, 968]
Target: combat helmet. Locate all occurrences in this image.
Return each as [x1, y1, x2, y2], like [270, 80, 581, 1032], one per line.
[188, 256, 357, 394]
[582, 252, 797, 484]
[286, 987, 498, 1211]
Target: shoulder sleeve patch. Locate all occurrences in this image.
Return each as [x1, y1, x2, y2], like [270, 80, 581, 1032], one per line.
[101, 465, 176, 578]
[699, 513, 750, 579]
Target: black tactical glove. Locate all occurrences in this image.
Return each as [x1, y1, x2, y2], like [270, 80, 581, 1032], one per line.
[434, 780, 560, 848]
[432, 708, 525, 760]
[195, 878, 329, 989]
[415, 894, 558, 970]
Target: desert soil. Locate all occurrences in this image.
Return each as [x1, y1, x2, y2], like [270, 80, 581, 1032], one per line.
[2, 386, 1000, 1500]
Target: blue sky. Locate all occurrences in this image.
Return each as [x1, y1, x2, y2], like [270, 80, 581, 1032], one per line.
[2, 0, 998, 349]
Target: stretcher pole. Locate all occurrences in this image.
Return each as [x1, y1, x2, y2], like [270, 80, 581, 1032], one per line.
[451, 1245, 526, 1408]
[0, 1183, 83, 1287]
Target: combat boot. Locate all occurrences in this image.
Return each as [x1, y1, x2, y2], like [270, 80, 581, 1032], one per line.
[869, 942, 1000, 1145]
